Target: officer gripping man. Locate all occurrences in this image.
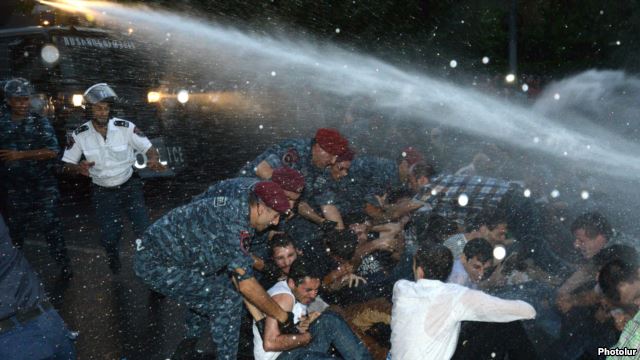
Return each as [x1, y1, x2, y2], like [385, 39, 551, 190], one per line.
[134, 179, 298, 359]
[61, 83, 165, 274]
[0, 78, 72, 278]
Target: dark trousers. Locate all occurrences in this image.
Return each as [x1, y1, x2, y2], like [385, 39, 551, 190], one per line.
[452, 320, 538, 360]
[278, 311, 372, 360]
[6, 180, 70, 267]
[0, 307, 76, 360]
[92, 177, 150, 258]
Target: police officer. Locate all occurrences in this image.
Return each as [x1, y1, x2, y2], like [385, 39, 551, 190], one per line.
[61, 83, 164, 274]
[0, 78, 71, 278]
[134, 180, 297, 359]
[0, 214, 77, 359]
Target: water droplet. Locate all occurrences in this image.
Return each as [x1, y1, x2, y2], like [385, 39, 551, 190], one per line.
[449, 60, 458, 68]
[335, 28, 341, 33]
[550, 189, 560, 198]
[493, 246, 506, 260]
[522, 84, 529, 92]
[270, 71, 277, 76]
[554, 93, 561, 100]
[482, 56, 490, 64]
[523, 189, 531, 198]
[581, 190, 590, 200]
[458, 194, 469, 206]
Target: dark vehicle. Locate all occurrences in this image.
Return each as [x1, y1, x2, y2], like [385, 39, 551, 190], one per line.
[0, 24, 186, 181]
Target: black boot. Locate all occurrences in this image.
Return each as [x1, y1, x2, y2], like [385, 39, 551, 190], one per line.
[171, 338, 199, 360]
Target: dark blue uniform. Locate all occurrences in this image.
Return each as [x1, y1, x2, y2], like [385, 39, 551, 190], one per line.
[134, 178, 258, 360]
[0, 112, 70, 269]
[0, 215, 76, 359]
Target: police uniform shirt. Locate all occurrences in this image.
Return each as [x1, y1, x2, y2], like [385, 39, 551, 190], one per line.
[139, 178, 257, 303]
[62, 118, 152, 187]
[239, 138, 316, 180]
[0, 112, 60, 185]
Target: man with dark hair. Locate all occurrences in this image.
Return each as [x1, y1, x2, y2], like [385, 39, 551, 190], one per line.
[0, 78, 71, 278]
[598, 259, 640, 358]
[253, 258, 372, 360]
[443, 209, 508, 258]
[448, 238, 494, 288]
[570, 211, 613, 260]
[390, 244, 536, 360]
[259, 233, 301, 289]
[134, 179, 296, 360]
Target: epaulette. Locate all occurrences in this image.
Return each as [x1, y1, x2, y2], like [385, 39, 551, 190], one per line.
[114, 120, 129, 128]
[74, 124, 89, 135]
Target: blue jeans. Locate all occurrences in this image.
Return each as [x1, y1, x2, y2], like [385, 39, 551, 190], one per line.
[92, 177, 150, 257]
[0, 307, 76, 360]
[277, 311, 372, 360]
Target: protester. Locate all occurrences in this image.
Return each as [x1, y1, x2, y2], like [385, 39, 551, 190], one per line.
[447, 237, 494, 288]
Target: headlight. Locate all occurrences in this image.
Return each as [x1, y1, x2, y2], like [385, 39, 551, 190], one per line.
[177, 90, 189, 104]
[147, 91, 161, 103]
[72, 94, 84, 107]
[41, 44, 60, 64]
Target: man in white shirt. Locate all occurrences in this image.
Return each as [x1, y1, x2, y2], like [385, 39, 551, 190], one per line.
[390, 244, 536, 360]
[253, 257, 372, 360]
[62, 83, 164, 274]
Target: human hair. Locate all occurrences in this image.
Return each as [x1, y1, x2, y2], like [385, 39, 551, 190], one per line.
[342, 213, 371, 226]
[465, 209, 507, 232]
[570, 212, 613, 242]
[287, 257, 325, 285]
[419, 214, 459, 244]
[324, 229, 358, 260]
[598, 259, 639, 302]
[463, 238, 493, 263]
[414, 244, 453, 281]
[270, 232, 297, 255]
[410, 162, 436, 180]
[248, 191, 259, 207]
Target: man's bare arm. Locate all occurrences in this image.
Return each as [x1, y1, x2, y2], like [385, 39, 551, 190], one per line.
[321, 205, 344, 229]
[262, 294, 312, 352]
[298, 201, 325, 225]
[236, 272, 288, 324]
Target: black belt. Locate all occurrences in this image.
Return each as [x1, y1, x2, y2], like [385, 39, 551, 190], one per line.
[0, 302, 53, 334]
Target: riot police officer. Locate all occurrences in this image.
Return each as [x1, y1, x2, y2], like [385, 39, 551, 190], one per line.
[61, 83, 165, 274]
[0, 78, 71, 278]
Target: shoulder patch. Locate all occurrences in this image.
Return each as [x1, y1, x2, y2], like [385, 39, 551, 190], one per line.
[282, 148, 300, 166]
[114, 120, 129, 128]
[74, 124, 89, 135]
[213, 196, 227, 207]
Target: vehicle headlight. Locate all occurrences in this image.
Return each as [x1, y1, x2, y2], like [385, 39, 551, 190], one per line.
[177, 90, 189, 104]
[72, 94, 84, 107]
[147, 91, 161, 103]
[41, 44, 60, 64]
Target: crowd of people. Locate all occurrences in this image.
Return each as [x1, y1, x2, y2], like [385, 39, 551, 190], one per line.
[1, 76, 639, 360]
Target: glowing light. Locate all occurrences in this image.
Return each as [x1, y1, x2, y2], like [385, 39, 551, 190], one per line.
[449, 60, 458, 68]
[258, 124, 264, 129]
[523, 189, 531, 198]
[147, 91, 161, 103]
[42, 20, 50, 26]
[457, 194, 469, 207]
[505, 74, 516, 83]
[335, 28, 341, 33]
[581, 190, 590, 200]
[431, 189, 437, 196]
[616, 40, 621, 46]
[72, 94, 83, 107]
[270, 71, 276, 77]
[493, 246, 506, 260]
[550, 189, 560, 198]
[554, 93, 560, 100]
[522, 84, 529, 92]
[40, 44, 60, 64]
[177, 90, 189, 104]
[482, 56, 490, 64]
[128, 28, 134, 34]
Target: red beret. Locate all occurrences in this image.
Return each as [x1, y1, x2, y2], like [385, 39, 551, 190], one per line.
[400, 147, 425, 166]
[315, 128, 349, 156]
[271, 167, 305, 193]
[336, 147, 355, 162]
[253, 181, 291, 213]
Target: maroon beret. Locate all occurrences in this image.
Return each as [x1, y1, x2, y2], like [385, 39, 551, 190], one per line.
[271, 167, 305, 193]
[253, 181, 291, 213]
[336, 147, 355, 162]
[315, 128, 349, 156]
[400, 146, 425, 166]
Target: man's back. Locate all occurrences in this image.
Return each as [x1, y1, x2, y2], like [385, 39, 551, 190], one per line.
[390, 279, 535, 360]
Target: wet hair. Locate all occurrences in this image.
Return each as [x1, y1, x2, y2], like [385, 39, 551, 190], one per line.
[410, 162, 437, 180]
[324, 229, 358, 261]
[463, 238, 493, 263]
[570, 212, 613, 242]
[270, 233, 297, 255]
[287, 257, 325, 285]
[593, 244, 638, 267]
[599, 259, 639, 302]
[248, 191, 259, 207]
[419, 214, 459, 244]
[414, 244, 453, 281]
[465, 209, 507, 232]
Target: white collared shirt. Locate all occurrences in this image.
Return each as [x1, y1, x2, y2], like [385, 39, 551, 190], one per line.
[62, 117, 152, 187]
[390, 279, 536, 360]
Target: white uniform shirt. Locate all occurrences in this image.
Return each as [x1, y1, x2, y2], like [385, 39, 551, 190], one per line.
[252, 281, 308, 360]
[390, 279, 536, 360]
[62, 118, 152, 187]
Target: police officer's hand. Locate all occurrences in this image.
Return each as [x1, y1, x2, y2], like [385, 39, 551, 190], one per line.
[78, 160, 95, 176]
[147, 159, 167, 172]
[0, 149, 24, 162]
